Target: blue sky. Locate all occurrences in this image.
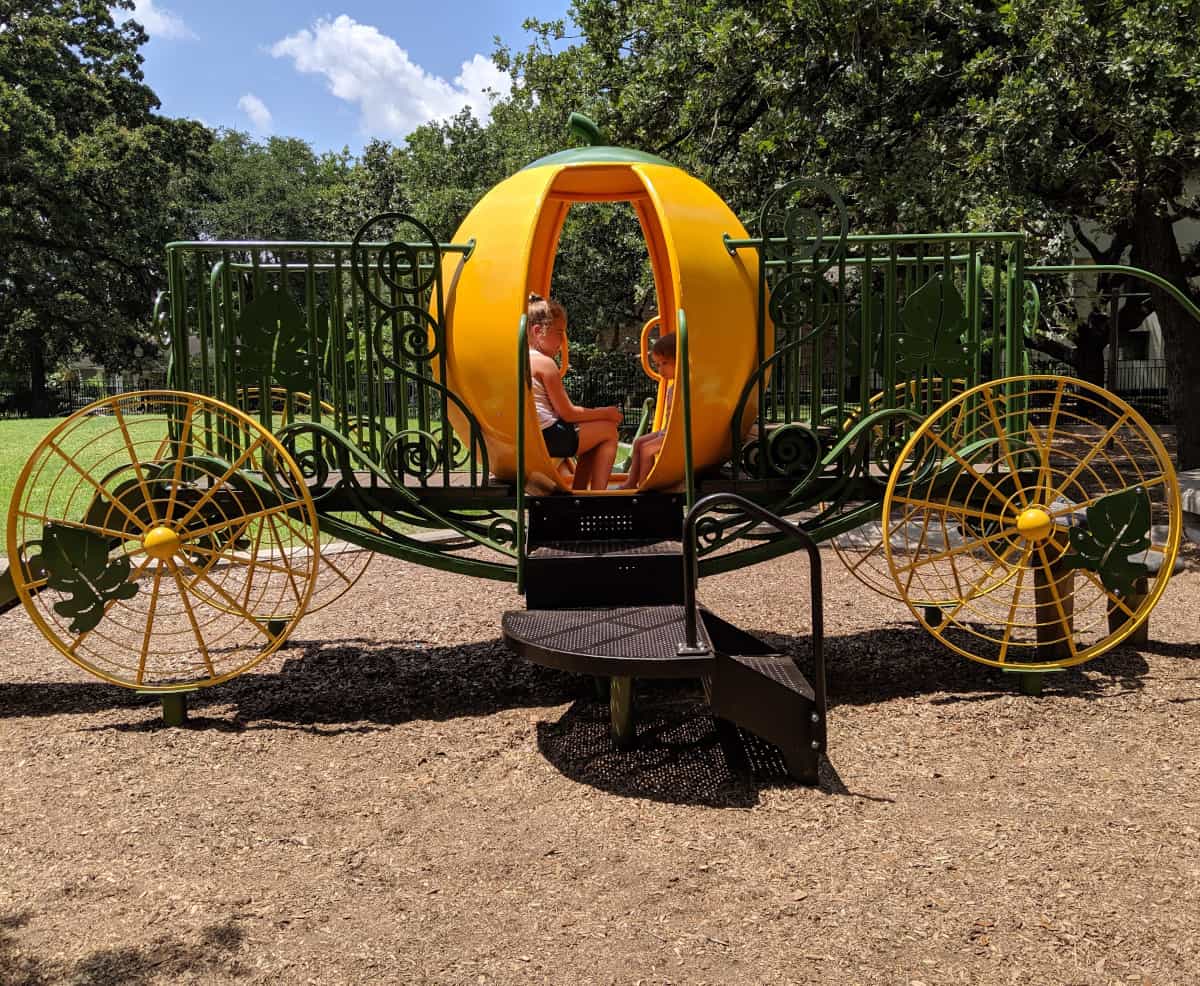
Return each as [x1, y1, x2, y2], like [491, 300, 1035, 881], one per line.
[119, 0, 571, 154]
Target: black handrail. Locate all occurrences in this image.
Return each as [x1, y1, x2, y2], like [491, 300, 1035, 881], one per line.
[679, 493, 826, 727]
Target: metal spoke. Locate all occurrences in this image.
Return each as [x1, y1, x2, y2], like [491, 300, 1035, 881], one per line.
[45, 440, 148, 534]
[262, 514, 306, 606]
[164, 398, 198, 521]
[171, 432, 270, 530]
[168, 561, 216, 677]
[891, 495, 1009, 525]
[181, 502, 305, 547]
[178, 557, 274, 639]
[112, 402, 160, 525]
[135, 566, 164, 685]
[996, 549, 1033, 664]
[920, 428, 1012, 505]
[1050, 412, 1131, 502]
[892, 524, 1021, 576]
[1048, 474, 1168, 521]
[935, 542, 1024, 629]
[18, 513, 140, 544]
[981, 387, 1028, 509]
[1033, 544, 1078, 660]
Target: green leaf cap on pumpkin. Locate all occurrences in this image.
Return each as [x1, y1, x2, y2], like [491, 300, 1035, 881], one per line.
[521, 112, 675, 170]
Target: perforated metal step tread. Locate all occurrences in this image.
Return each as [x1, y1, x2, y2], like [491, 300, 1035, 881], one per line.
[528, 539, 682, 559]
[726, 653, 815, 701]
[502, 605, 714, 677]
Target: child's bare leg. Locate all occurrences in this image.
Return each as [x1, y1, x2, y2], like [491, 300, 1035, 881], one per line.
[619, 435, 648, 489]
[572, 449, 594, 490]
[589, 432, 618, 490]
[574, 421, 620, 490]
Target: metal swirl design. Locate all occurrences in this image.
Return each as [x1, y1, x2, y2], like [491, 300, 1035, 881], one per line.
[350, 212, 442, 310]
[383, 430, 444, 485]
[768, 269, 838, 332]
[766, 424, 823, 481]
[757, 178, 849, 273]
[371, 306, 441, 368]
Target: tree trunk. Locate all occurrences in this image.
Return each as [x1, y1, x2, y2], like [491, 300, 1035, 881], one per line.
[28, 334, 48, 417]
[1130, 200, 1200, 469]
[1074, 312, 1107, 387]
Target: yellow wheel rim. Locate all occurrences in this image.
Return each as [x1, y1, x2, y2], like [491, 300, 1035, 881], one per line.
[6, 391, 320, 690]
[830, 377, 966, 601]
[882, 375, 1181, 669]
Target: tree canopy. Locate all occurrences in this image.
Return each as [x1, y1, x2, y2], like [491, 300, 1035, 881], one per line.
[0, 0, 211, 405]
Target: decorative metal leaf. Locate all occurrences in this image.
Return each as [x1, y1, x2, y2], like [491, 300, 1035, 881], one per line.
[236, 288, 313, 391]
[34, 523, 139, 634]
[1062, 487, 1152, 596]
[896, 275, 972, 376]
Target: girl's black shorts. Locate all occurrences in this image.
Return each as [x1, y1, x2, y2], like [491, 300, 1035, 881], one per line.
[541, 419, 579, 457]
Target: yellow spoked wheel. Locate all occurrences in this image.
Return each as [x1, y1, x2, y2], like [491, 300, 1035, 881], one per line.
[6, 391, 320, 690]
[882, 375, 1181, 669]
[830, 377, 966, 601]
[235, 386, 374, 614]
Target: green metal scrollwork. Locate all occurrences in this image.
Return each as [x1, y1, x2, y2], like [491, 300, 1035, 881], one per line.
[350, 212, 489, 487]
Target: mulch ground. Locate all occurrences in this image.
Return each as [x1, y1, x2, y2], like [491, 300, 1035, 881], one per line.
[2, 547, 1199, 985]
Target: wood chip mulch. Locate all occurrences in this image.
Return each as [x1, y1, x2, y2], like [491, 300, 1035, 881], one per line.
[1, 548, 1198, 985]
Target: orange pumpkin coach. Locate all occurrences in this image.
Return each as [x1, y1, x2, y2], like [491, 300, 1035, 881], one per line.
[438, 113, 765, 492]
[2, 112, 1190, 783]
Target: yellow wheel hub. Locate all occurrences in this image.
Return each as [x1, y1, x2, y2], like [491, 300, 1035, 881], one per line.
[142, 525, 182, 560]
[1015, 507, 1053, 542]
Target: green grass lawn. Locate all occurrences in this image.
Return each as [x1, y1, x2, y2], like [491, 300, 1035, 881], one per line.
[1, 417, 139, 552]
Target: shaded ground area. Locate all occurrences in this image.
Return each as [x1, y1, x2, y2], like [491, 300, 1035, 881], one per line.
[1, 551, 1199, 984]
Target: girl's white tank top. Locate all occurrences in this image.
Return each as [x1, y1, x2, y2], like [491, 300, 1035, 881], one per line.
[529, 349, 559, 428]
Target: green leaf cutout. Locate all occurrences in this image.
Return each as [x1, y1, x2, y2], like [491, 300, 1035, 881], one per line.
[34, 523, 139, 634]
[844, 293, 883, 374]
[1062, 487, 1152, 596]
[237, 288, 313, 391]
[896, 275, 972, 376]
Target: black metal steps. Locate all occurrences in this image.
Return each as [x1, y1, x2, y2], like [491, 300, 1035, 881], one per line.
[524, 494, 685, 609]
[507, 491, 827, 786]
[699, 611, 825, 785]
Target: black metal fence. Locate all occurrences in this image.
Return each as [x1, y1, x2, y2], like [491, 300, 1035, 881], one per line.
[1027, 353, 1169, 423]
[0, 377, 169, 418]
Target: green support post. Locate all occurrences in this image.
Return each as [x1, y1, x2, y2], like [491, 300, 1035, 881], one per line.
[138, 689, 194, 726]
[609, 676, 636, 750]
[1002, 668, 1052, 696]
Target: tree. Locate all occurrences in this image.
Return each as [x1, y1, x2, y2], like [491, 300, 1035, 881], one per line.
[0, 0, 212, 408]
[510, 0, 1200, 465]
[196, 130, 356, 241]
[961, 0, 1200, 464]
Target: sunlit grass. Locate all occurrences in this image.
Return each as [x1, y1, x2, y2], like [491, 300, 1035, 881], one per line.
[1, 417, 131, 551]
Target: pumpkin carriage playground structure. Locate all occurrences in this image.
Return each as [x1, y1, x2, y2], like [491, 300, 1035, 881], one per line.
[3, 118, 1194, 782]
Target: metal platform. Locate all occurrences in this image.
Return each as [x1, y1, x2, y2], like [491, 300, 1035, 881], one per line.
[501, 605, 715, 678]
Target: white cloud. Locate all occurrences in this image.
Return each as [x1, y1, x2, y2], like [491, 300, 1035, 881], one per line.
[238, 93, 273, 132]
[270, 16, 511, 138]
[119, 1, 196, 41]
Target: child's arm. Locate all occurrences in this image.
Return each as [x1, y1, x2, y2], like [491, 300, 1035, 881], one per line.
[531, 352, 622, 424]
